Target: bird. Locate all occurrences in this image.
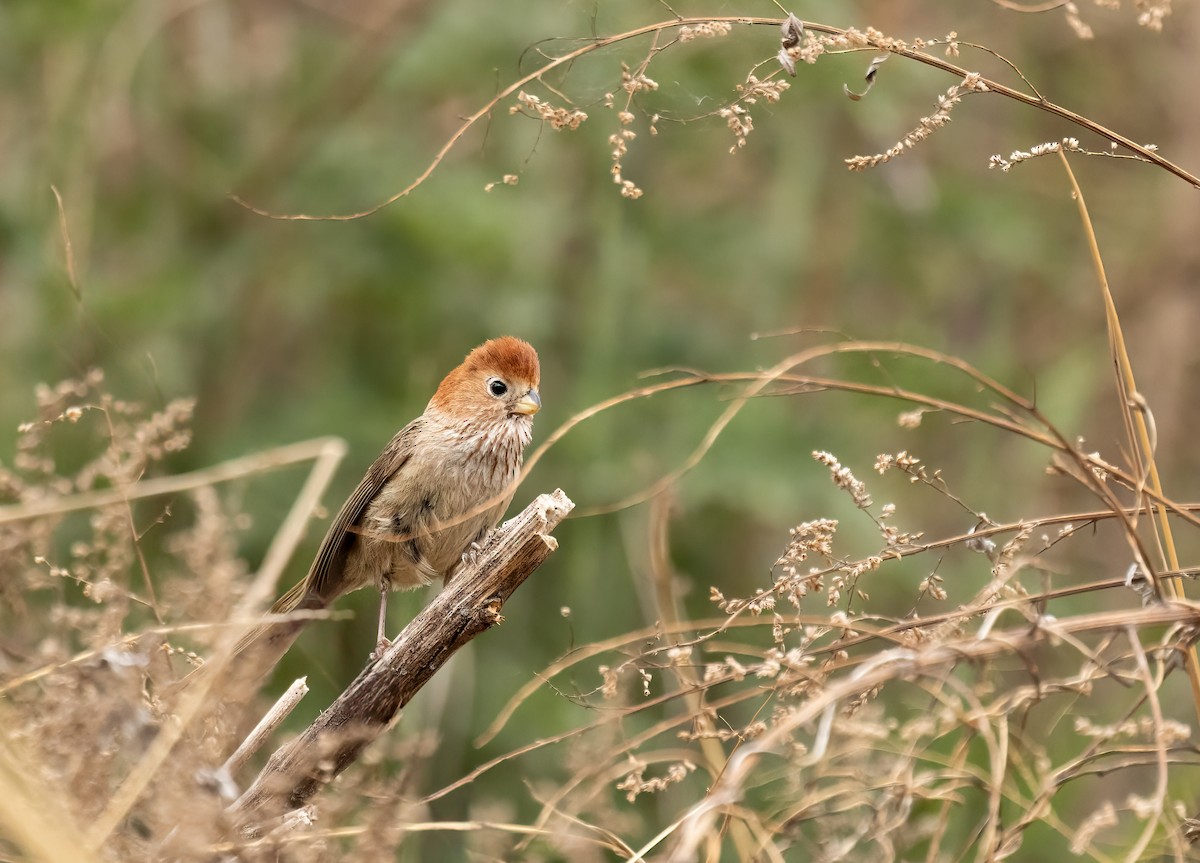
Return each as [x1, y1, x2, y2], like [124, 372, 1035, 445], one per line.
[227, 336, 541, 682]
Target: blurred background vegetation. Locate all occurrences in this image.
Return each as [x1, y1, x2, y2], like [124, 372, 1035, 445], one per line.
[2, 0, 1199, 858]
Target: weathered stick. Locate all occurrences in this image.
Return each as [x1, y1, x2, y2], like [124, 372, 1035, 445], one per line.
[223, 677, 310, 778]
[230, 489, 573, 822]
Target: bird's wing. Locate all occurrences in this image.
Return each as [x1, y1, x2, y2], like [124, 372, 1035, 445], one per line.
[301, 417, 421, 603]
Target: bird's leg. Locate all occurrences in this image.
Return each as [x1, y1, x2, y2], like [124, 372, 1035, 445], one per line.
[371, 577, 392, 660]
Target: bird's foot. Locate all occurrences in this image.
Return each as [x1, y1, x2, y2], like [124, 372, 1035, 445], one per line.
[460, 540, 485, 569]
[369, 636, 393, 662]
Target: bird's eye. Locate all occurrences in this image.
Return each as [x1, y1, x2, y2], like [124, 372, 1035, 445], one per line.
[487, 378, 509, 398]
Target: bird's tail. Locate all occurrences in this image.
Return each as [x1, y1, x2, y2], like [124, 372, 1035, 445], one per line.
[230, 578, 322, 661]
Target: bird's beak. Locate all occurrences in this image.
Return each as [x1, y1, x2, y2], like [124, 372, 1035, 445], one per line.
[512, 388, 541, 416]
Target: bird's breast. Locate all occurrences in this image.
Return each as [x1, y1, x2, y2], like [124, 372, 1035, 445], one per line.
[358, 419, 526, 586]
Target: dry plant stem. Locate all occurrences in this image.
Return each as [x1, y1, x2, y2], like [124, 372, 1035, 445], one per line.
[231, 16, 1198, 221]
[85, 437, 347, 852]
[640, 493, 757, 862]
[0, 616, 339, 696]
[517, 689, 762, 849]
[96, 407, 163, 620]
[979, 713, 1008, 862]
[990, 0, 1070, 11]
[1057, 149, 1200, 719]
[524, 780, 640, 856]
[453, 686, 759, 806]
[924, 737, 972, 863]
[209, 818, 626, 856]
[659, 604, 1200, 862]
[1123, 628, 1169, 863]
[50, 185, 81, 299]
[0, 436, 347, 525]
[223, 678, 310, 777]
[1060, 154, 1193, 569]
[231, 489, 573, 822]
[522, 786, 637, 857]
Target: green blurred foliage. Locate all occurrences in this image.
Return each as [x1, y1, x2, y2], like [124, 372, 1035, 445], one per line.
[3, 0, 1199, 857]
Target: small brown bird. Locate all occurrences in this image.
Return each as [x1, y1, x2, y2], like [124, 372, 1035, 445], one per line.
[233, 336, 541, 678]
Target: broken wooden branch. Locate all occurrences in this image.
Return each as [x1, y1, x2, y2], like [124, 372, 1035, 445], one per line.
[230, 488, 573, 823]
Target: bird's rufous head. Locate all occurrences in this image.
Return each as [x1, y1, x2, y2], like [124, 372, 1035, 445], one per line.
[428, 337, 541, 424]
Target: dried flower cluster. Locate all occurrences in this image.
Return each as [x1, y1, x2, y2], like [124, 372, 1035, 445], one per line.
[813, 450, 872, 508]
[619, 66, 659, 96]
[846, 72, 989, 171]
[483, 174, 519, 192]
[595, 64, 664, 199]
[771, 519, 837, 606]
[782, 25, 961, 70]
[615, 759, 696, 802]
[990, 136, 1084, 171]
[1135, 0, 1173, 30]
[716, 104, 753, 154]
[736, 75, 790, 106]
[510, 90, 587, 131]
[712, 74, 791, 154]
[876, 499, 924, 549]
[1061, 0, 1172, 37]
[677, 20, 732, 42]
[608, 107, 643, 199]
